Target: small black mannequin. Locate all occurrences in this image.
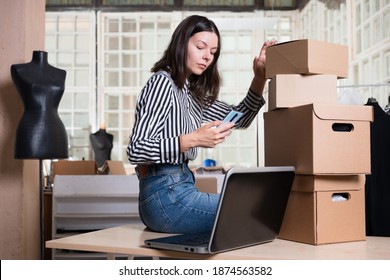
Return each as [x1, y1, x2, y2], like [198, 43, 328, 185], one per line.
[90, 123, 113, 168]
[11, 50, 68, 159]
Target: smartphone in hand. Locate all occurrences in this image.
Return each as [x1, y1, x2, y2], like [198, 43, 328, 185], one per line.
[218, 110, 243, 127]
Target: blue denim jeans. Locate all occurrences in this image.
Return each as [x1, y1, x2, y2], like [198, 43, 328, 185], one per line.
[136, 162, 220, 234]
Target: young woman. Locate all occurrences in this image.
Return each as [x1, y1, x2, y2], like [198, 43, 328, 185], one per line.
[127, 15, 275, 234]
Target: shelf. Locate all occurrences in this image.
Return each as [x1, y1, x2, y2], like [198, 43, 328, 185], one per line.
[54, 213, 140, 218]
[55, 194, 138, 198]
[52, 249, 129, 260]
[51, 174, 141, 259]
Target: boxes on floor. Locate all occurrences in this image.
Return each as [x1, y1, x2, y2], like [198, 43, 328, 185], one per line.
[52, 160, 97, 177]
[264, 103, 373, 174]
[98, 160, 127, 175]
[265, 39, 349, 79]
[268, 74, 338, 111]
[195, 176, 218, 194]
[279, 174, 366, 245]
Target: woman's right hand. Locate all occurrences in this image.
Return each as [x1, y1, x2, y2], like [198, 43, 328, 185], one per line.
[179, 121, 234, 152]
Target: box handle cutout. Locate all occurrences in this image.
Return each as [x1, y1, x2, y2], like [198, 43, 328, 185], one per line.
[332, 123, 354, 132]
[332, 192, 350, 202]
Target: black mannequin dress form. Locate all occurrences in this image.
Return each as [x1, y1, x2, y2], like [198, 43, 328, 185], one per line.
[365, 99, 390, 236]
[11, 50, 69, 260]
[11, 50, 68, 159]
[90, 126, 113, 168]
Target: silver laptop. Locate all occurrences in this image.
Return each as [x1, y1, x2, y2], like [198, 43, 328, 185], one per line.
[144, 166, 295, 254]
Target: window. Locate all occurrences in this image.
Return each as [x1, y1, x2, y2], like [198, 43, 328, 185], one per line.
[45, 12, 96, 160]
[46, 11, 286, 168]
[98, 13, 174, 163]
[46, 1, 389, 167]
[385, 49, 390, 79]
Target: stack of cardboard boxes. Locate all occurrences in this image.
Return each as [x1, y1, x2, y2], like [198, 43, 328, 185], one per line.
[264, 39, 373, 245]
[51, 160, 127, 177]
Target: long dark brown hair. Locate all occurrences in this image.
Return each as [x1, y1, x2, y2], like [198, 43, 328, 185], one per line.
[151, 15, 221, 106]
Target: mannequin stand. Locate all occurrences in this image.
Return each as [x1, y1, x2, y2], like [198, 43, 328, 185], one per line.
[39, 159, 44, 260]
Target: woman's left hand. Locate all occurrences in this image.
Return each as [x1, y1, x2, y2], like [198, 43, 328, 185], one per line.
[252, 39, 277, 80]
[250, 39, 277, 95]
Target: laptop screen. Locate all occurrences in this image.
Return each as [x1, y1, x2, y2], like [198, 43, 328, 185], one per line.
[209, 167, 295, 253]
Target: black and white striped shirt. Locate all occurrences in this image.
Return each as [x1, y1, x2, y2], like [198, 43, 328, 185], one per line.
[127, 70, 265, 165]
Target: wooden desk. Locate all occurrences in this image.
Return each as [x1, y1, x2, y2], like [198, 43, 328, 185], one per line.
[46, 224, 390, 260]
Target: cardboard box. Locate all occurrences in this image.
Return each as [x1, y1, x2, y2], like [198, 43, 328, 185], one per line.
[292, 174, 364, 192]
[279, 174, 366, 245]
[264, 103, 373, 174]
[195, 176, 218, 194]
[268, 74, 338, 111]
[193, 166, 226, 175]
[266, 39, 349, 79]
[52, 160, 97, 177]
[98, 161, 127, 175]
